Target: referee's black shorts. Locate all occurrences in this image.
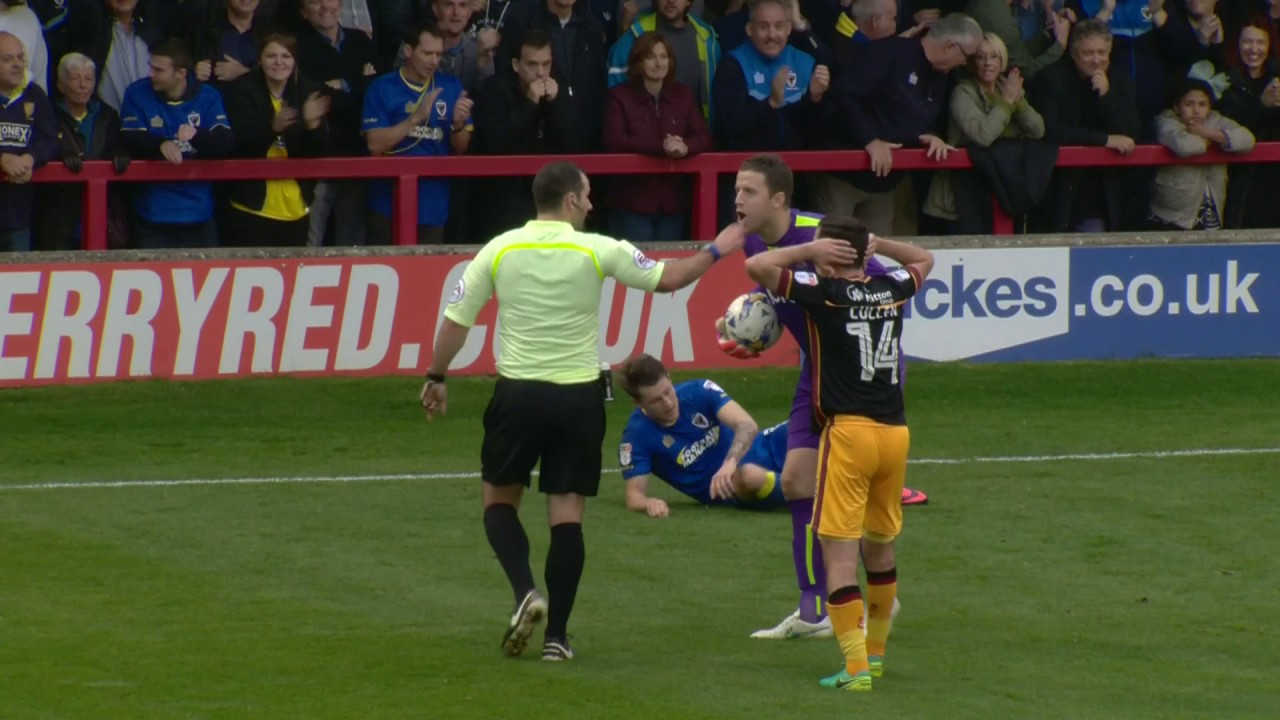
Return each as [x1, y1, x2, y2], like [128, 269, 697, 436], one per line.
[481, 377, 606, 496]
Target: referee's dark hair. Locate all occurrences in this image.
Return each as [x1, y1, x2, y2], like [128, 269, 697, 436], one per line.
[816, 215, 871, 269]
[532, 161, 587, 212]
[619, 353, 669, 400]
[739, 154, 794, 206]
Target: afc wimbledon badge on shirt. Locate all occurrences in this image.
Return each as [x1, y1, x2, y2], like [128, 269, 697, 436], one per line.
[633, 249, 657, 270]
[786, 71, 797, 89]
[447, 279, 465, 304]
[691, 413, 710, 429]
[187, 112, 201, 128]
[435, 99, 447, 119]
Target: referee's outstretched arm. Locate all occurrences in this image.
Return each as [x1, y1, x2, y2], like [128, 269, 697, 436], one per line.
[652, 223, 749, 292]
[422, 163, 748, 419]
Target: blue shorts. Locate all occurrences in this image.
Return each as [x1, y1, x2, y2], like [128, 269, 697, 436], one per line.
[737, 421, 789, 510]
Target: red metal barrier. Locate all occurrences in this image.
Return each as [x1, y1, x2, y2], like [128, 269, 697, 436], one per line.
[30, 143, 1280, 250]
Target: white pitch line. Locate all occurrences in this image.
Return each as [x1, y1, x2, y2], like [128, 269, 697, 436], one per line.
[1, 447, 1276, 492]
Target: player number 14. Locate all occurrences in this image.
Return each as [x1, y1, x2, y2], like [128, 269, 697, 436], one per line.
[845, 321, 900, 384]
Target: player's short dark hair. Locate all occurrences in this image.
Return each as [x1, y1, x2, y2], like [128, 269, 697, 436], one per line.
[532, 161, 586, 212]
[620, 354, 668, 399]
[817, 215, 870, 269]
[151, 39, 195, 77]
[739, 154, 793, 205]
[520, 28, 552, 53]
[405, 21, 444, 48]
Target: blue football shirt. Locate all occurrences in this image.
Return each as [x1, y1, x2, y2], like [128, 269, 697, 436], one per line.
[361, 69, 470, 227]
[619, 379, 738, 505]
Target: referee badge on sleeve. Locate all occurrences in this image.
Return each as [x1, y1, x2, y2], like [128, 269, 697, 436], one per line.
[447, 279, 466, 304]
[618, 443, 633, 467]
[633, 249, 657, 270]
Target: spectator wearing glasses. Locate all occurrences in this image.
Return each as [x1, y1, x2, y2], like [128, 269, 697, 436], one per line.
[924, 31, 1048, 231]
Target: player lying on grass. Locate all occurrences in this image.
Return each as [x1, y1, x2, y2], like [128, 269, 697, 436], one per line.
[714, 154, 924, 640]
[617, 353, 791, 517]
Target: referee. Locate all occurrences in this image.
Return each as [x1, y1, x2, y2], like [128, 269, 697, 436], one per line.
[421, 161, 745, 662]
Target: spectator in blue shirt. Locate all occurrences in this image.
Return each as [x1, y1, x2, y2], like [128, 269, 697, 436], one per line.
[363, 22, 475, 245]
[119, 38, 235, 248]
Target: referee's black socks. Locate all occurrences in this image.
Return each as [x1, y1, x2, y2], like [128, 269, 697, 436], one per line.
[545, 522, 585, 641]
[483, 503, 536, 603]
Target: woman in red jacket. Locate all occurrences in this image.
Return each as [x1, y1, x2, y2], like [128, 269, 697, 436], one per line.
[603, 32, 712, 243]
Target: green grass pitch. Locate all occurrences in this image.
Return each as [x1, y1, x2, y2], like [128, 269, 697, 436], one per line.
[2, 360, 1278, 719]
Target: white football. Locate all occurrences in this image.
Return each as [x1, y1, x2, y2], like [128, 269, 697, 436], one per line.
[723, 292, 783, 353]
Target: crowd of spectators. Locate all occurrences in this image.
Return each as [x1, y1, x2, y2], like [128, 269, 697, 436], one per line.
[1, 0, 1278, 251]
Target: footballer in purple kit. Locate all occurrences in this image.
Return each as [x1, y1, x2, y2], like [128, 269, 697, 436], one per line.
[719, 155, 921, 639]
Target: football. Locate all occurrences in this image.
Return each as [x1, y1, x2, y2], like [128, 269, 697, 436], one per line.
[723, 293, 783, 353]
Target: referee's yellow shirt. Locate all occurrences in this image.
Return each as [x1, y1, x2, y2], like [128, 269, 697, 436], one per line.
[443, 220, 667, 384]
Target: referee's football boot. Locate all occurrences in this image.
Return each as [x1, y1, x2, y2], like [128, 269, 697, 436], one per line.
[501, 589, 548, 657]
[541, 636, 574, 662]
